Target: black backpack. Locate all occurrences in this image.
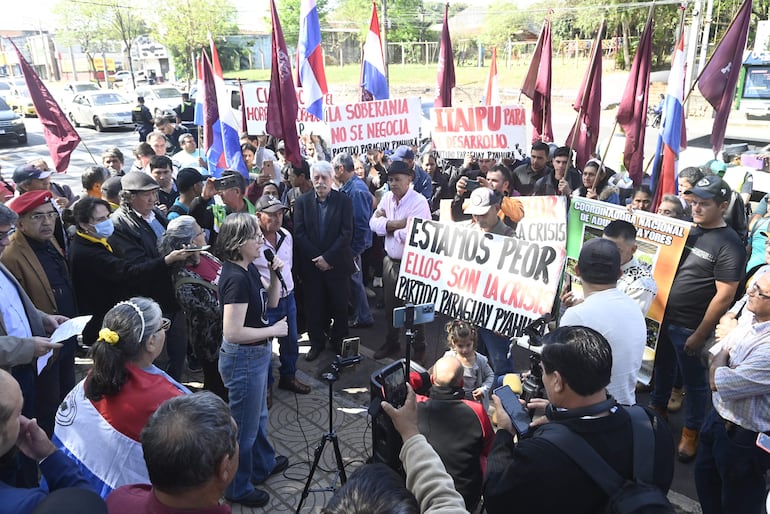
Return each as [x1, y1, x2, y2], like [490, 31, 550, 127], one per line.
[538, 406, 675, 514]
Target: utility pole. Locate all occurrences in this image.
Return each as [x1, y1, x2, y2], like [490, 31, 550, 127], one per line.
[684, 0, 702, 95]
[698, 0, 714, 73]
[382, 0, 389, 81]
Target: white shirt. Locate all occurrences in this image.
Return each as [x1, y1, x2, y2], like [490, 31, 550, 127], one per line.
[618, 257, 658, 315]
[253, 227, 294, 296]
[0, 265, 33, 338]
[369, 188, 431, 260]
[560, 287, 646, 405]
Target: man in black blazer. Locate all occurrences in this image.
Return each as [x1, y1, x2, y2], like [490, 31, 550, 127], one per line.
[294, 161, 353, 361]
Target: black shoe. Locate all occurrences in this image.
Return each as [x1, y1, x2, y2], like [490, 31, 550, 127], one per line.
[374, 344, 400, 360]
[305, 346, 323, 362]
[225, 489, 269, 508]
[271, 455, 289, 476]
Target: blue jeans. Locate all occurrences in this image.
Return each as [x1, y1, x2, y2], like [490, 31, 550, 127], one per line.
[650, 323, 709, 430]
[694, 409, 770, 514]
[350, 255, 373, 324]
[266, 292, 299, 387]
[478, 328, 515, 381]
[219, 341, 277, 499]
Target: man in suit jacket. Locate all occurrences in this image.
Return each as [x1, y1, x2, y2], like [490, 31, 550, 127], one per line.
[2, 191, 76, 438]
[294, 161, 354, 362]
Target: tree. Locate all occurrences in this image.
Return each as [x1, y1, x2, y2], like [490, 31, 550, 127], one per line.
[152, 0, 239, 81]
[102, 1, 148, 90]
[53, 0, 110, 85]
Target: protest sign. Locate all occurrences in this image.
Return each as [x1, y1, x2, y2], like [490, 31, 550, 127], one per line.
[326, 97, 422, 155]
[430, 104, 528, 159]
[397, 196, 567, 337]
[241, 81, 332, 137]
[565, 198, 691, 383]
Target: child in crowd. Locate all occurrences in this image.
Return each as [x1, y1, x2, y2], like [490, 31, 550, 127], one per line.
[444, 320, 494, 408]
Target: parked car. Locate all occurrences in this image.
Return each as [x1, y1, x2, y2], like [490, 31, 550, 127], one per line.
[6, 87, 36, 117]
[60, 81, 102, 106]
[0, 97, 27, 144]
[68, 91, 134, 131]
[134, 84, 183, 119]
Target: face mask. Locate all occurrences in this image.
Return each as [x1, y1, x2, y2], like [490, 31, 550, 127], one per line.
[93, 219, 114, 239]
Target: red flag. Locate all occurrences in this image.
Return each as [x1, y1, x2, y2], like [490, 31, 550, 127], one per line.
[697, 0, 752, 155]
[483, 47, 500, 105]
[566, 22, 604, 171]
[616, 7, 654, 185]
[266, 0, 302, 168]
[200, 53, 218, 154]
[521, 19, 553, 143]
[435, 3, 455, 108]
[8, 39, 80, 172]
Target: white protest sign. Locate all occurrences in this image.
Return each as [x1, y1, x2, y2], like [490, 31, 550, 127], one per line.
[326, 97, 422, 155]
[430, 104, 528, 159]
[241, 81, 333, 137]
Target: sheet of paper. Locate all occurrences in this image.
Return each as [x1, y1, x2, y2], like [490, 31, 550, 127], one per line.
[37, 315, 92, 375]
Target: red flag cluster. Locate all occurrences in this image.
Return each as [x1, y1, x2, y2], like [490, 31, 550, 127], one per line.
[521, 19, 553, 143]
[435, 3, 455, 108]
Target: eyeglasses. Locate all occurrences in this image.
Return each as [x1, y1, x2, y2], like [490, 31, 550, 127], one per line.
[26, 211, 58, 222]
[157, 318, 172, 332]
[0, 227, 15, 240]
[750, 283, 770, 300]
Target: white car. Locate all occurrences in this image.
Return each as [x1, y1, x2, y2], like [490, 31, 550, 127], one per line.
[134, 84, 183, 119]
[68, 91, 134, 131]
[60, 82, 102, 105]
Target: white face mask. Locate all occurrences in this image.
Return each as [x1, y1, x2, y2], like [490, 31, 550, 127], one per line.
[92, 219, 114, 239]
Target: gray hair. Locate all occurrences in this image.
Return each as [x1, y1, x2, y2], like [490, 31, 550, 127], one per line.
[311, 160, 334, 179]
[84, 297, 164, 401]
[178, 133, 195, 145]
[0, 204, 18, 226]
[215, 212, 260, 262]
[141, 392, 237, 494]
[158, 215, 199, 257]
[331, 152, 354, 173]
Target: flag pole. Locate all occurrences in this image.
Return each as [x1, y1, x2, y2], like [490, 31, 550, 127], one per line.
[568, 19, 604, 157]
[683, 1, 747, 102]
[519, 22, 545, 103]
[599, 119, 618, 164]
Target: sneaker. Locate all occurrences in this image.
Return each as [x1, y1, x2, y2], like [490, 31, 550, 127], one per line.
[271, 455, 289, 476]
[366, 287, 377, 298]
[373, 276, 383, 288]
[225, 489, 269, 508]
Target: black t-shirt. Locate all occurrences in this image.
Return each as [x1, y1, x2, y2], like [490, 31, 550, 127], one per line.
[218, 261, 268, 329]
[666, 225, 745, 328]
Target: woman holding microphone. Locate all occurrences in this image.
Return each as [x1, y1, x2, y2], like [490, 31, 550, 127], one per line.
[215, 212, 288, 507]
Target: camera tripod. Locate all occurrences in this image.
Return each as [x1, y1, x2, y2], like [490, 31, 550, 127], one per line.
[295, 369, 347, 513]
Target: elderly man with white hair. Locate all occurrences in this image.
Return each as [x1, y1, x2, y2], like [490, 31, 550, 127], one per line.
[293, 161, 354, 362]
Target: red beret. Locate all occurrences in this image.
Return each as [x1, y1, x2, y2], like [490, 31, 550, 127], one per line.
[7, 190, 54, 216]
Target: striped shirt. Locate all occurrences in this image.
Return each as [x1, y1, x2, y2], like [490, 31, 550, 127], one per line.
[713, 315, 770, 432]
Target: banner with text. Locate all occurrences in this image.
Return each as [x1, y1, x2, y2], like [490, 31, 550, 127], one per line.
[241, 81, 333, 138]
[565, 198, 692, 383]
[430, 104, 528, 159]
[397, 196, 567, 336]
[327, 97, 422, 155]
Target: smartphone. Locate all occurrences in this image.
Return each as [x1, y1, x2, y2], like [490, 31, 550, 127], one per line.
[214, 176, 240, 191]
[757, 432, 770, 455]
[465, 179, 481, 192]
[341, 337, 360, 359]
[494, 385, 531, 437]
[380, 362, 407, 408]
[393, 303, 435, 328]
[184, 245, 210, 252]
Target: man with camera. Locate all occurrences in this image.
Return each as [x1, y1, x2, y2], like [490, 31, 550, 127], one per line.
[483, 325, 674, 514]
[189, 170, 256, 245]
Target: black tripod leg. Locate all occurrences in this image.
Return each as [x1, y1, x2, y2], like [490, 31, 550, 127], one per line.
[295, 436, 328, 514]
[329, 432, 347, 484]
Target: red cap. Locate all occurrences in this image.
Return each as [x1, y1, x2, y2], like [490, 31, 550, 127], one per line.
[7, 190, 54, 215]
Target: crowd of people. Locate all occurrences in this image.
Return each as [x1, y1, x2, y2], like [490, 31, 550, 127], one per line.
[0, 116, 768, 514]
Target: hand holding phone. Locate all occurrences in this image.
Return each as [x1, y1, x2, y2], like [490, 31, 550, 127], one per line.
[465, 179, 481, 192]
[381, 362, 407, 408]
[494, 385, 531, 437]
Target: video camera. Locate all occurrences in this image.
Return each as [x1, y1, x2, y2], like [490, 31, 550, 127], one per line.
[508, 314, 551, 405]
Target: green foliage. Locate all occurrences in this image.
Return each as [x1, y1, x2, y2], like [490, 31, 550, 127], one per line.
[481, 1, 535, 48]
[53, 0, 111, 84]
[277, 0, 331, 47]
[151, 0, 239, 81]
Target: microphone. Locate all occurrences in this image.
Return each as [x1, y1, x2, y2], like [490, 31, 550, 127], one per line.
[263, 248, 287, 291]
